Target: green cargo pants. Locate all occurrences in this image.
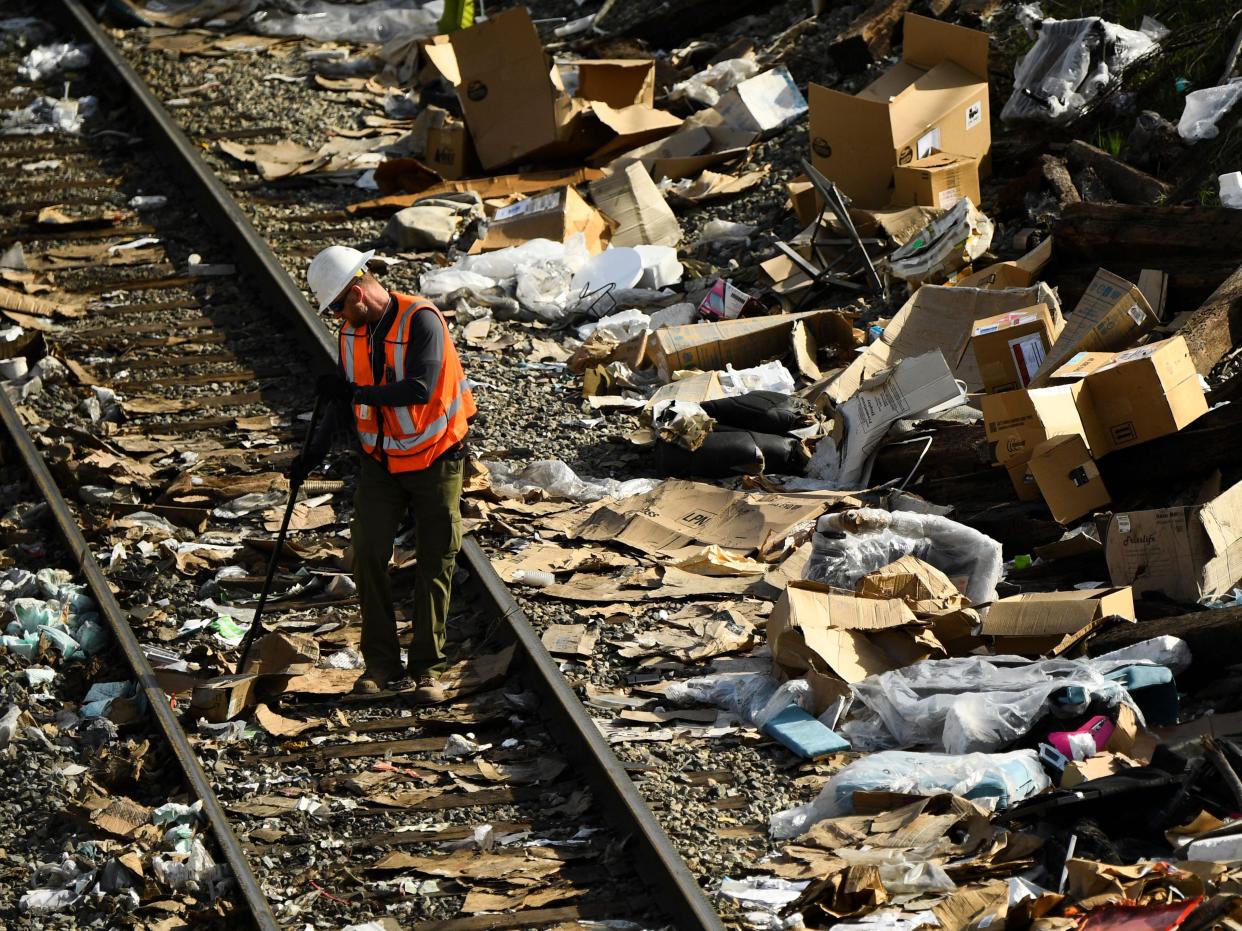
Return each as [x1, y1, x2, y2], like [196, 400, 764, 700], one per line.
[350, 451, 463, 681]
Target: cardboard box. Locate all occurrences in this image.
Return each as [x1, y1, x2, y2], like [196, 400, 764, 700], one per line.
[651, 310, 854, 382]
[714, 66, 807, 139]
[787, 177, 819, 227]
[1031, 268, 1159, 386]
[981, 587, 1134, 656]
[1106, 478, 1242, 602]
[1080, 336, 1208, 454]
[574, 59, 656, 108]
[981, 383, 1105, 466]
[476, 186, 609, 253]
[970, 303, 1060, 393]
[590, 161, 681, 249]
[423, 9, 579, 171]
[953, 237, 1053, 290]
[808, 13, 990, 208]
[768, 581, 943, 685]
[892, 151, 982, 210]
[1006, 460, 1040, 501]
[1027, 434, 1111, 524]
[828, 282, 1062, 403]
[424, 118, 477, 180]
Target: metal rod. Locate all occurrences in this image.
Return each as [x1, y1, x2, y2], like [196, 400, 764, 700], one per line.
[0, 390, 282, 931]
[459, 536, 726, 931]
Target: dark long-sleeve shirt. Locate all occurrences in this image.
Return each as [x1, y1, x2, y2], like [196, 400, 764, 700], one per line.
[303, 295, 451, 466]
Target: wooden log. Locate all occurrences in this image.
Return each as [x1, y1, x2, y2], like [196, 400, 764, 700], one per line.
[1039, 154, 1081, 206]
[1055, 204, 1242, 262]
[1065, 140, 1171, 205]
[828, 0, 915, 74]
[1179, 262, 1242, 375]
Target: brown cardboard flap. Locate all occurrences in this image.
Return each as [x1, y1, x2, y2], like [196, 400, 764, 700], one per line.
[575, 59, 656, 108]
[590, 161, 681, 248]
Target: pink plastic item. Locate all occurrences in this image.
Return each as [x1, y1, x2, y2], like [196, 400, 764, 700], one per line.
[1046, 715, 1115, 761]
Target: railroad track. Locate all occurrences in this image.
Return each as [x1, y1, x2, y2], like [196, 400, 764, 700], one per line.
[0, 4, 725, 928]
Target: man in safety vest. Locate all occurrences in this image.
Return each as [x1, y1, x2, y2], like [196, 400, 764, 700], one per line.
[295, 245, 476, 696]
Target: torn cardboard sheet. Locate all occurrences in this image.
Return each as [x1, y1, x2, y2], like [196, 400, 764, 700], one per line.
[218, 136, 397, 181]
[589, 161, 681, 248]
[566, 479, 855, 557]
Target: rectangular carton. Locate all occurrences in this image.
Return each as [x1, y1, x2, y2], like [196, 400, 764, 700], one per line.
[808, 13, 990, 208]
[424, 118, 476, 180]
[651, 310, 854, 382]
[891, 151, 982, 210]
[1080, 336, 1208, 454]
[1105, 478, 1242, 602]
[970, 303, 1060, 393]
[1027, 434, 1111, 524]
[981, 383, 1105, 466]
[981, 587, 1134, 656]
[1031, 268, 1159, 385]
[476, 186, 609, 253]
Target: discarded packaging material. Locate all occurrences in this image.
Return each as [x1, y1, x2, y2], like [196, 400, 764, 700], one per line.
[892, 151, 982, 211]
[981, 588, 1135, 655]
[887, 197, 995, 285]
[970, 303, 1061, 393]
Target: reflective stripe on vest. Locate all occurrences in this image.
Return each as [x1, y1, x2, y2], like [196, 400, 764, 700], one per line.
[337, 293, 474, 472]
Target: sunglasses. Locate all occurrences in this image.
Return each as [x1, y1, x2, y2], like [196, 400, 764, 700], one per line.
[328, 270, 365, 315]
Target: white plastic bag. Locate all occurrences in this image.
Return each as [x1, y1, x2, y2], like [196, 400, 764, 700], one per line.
[1179, 79, 1242, 143]
[252, 0, 439, 44]
[803, 508, 1003, 607]
[483, 459, 659, 503]
[18, 43, 89, 82]
[670, 57, 760, 107]
[718, 361, 796, 397]
[666, 673, 816, 729]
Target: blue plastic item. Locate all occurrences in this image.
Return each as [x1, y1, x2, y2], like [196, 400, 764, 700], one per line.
[762, 706, 849, 759]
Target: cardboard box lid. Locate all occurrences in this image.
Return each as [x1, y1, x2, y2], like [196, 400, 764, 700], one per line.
[574, 59, 656, 108]
[971, 303, 1054, 337]
[1090, 335, 1195, 383]
[981, 384, 1085, 445]
[1049, 351, 1115, 382]
[828, 283, 1062, 403]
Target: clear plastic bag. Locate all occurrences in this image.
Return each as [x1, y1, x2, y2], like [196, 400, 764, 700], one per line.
[252, 0, 439, 44]
[803, 508, 1003, 608]
[670, 57, 760, 107]
[666, 673, 816, 729]
[482, 459, 658, 503]
[839, 654, 1133, 754]
[770, 749, 1050, 838]
[1178, 79, 1242, 143]
[18, 43, 90, 82]
[1001, 17, 1158, 125]
[418, 268, 497, 299]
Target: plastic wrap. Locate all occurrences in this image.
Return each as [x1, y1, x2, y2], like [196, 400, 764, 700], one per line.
[670, 57, 760, 107]
[887, 198, 994, 284]
[1222, 172, 1242, 209]
[839, 654, 1138, 754]
[252, 0, 439, 44]
[770, 749, 1050, 839]
[1, 95, 96, 136]
[804, 508, 1003, 607]
[1179, 80, 1242, 143]
[482, 459, 658, 503]
[701, 391, 817, 435]
[577, 308, 651, 343]
[666, 672, 816, 729]
[18, 42, 90, 81]
[718, 361, 797, 397]
[1001, 17, 1158, 125]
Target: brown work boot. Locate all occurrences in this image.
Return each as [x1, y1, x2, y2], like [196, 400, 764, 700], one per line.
[352, 673, 385, 695]
[411, 675, 446, 704]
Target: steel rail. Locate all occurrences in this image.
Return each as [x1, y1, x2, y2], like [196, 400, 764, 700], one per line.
[0, 390, 282, 931]
[42, 3, 728, 928]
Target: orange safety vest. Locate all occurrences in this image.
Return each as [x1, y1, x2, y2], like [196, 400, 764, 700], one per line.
[338, 293, 475, 473]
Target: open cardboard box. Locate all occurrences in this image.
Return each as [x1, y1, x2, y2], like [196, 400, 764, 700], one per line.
[980, 587, 1134, 656]
[809, 13, 991, 208]
[892, 150, 982, 210]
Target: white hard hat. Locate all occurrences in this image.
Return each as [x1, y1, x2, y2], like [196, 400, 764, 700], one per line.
[307, 245, 375, 312]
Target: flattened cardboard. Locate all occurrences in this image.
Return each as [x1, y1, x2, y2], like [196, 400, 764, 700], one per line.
[981, 587, 1133, 655]
[828, 283, 1061, 403]
[569, 480, 855, 557]
[1031, 268, 1158, 386]
[650, 310, 854, 382]
[970, 303, 1060, 393]
[590, 161, 681, 248]
[809, 14, 990, 208]
[1080, 336, 1208, 454]
[768, 581, 943, 684]
[586, 102, 682, 164]
[1027, 433, 1111, 524]
[477, 186, 609, 253]
[1106, 478, 1242, 602]
[892, 151, 982, 210]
